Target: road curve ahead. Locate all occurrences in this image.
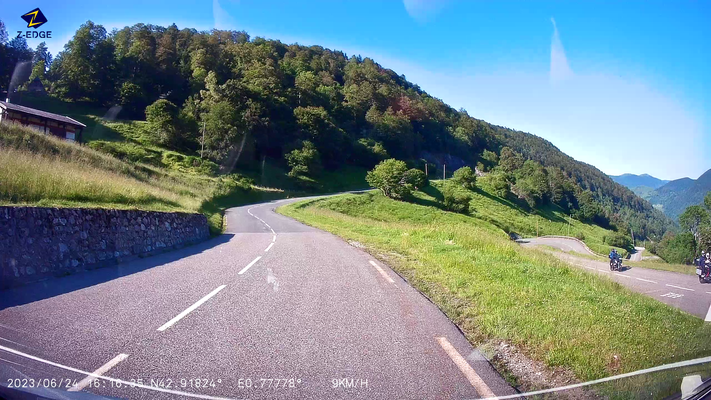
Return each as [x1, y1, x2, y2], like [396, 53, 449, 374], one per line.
[0, 197, 516, 399]
[517, 237, 595, 255]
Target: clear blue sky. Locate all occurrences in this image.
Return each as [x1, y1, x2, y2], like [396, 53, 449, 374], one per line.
[3, 0, 709, 180]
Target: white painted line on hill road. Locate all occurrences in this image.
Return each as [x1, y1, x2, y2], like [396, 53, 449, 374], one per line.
[705, 303, 711, 322]
[436, 337, 496, 398]
[706, 292, 711, 295]
[369, 260, 394, 283]
[264, 243, 274, 253]
[666, 284, 694, 292]
[0, 345, 237, 399]
[239, 256, 262, 275]
[614, 273, 632, 279]
[584, 266, 596, 270]
[272, 235, 276, 242]
[157, 285, 226, 331]
[69, 353, 128, 391]
[635, 277, 658, 284]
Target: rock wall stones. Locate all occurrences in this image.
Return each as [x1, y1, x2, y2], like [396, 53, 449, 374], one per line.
[0, 207, 210, 288]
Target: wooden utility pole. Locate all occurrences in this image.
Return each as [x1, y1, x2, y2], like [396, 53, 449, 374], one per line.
[537, 217, 539, 237]
[443, 164, 446, 180]
[200, 121, 206, 159]
[425, 163, 428, 176]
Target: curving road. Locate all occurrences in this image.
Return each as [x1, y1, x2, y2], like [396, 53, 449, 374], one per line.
[520, 237, 710, 320]
[517, 237, 594, 255]
[0, 197, 516, 399]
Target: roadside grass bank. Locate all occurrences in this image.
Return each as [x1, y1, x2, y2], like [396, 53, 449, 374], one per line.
[625, 259, 696, 276]
[278, 192, 711, 392]
[0, 123, 291, 233]
[422, 180, 625, 257]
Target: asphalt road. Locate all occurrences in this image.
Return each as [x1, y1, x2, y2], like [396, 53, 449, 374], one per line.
[520, 237, 711, 320]
[0, 198, 517, 399]
[630, 247, 645, 262]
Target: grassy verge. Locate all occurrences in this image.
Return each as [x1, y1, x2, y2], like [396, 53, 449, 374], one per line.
[419, 181, 624, 256]
[0, 123, 291, 233]
[278, 192, 711, 386]
[626, 259, 696, 276]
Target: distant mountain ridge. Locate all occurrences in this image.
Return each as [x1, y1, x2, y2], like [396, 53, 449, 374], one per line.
[609, 173, 669, 190]
[641, 170, 711, 220]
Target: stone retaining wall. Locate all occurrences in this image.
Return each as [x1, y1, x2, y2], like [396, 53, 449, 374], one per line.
[0, 207, 210, 288]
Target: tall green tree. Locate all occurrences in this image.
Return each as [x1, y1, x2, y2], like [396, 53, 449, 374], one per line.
[53, 21, 116, 104]
[679, 205, 710, 242]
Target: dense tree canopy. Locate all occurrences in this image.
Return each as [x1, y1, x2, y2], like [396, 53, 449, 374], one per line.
[0, 19, 673, 240]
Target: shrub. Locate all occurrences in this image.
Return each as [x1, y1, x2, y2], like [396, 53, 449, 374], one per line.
[481, 171, 510, 198]
[146, 99, 182, 147]
[286, 141, 320, 178]
[88, 141, 161, 165]
[161, 152, 219, 176]
[604, 232, 632, 249]
[366, 159, 411, 199]
[442, 183, 472, 214]
[451, 166, 476, 190]
[403, 168, 428, 190]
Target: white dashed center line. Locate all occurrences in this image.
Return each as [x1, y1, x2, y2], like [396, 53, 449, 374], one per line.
[239, 256, 262, 275]
[666, 284, 694, 292]
[69, 353, 128, 391]
[614, 273, 632, 279]
[635, 277, 658, 284]
[157, 285, 226, 331]
[265, 243, 274, 252]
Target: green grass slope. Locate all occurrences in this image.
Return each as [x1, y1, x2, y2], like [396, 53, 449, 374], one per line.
[418, 180, 625, 256]
[279, 192, 711, 391]
[0, 122, 289, 233]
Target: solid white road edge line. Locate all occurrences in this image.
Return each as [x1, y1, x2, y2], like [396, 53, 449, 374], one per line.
[369, 260, 394, 283]
[265, 243, 274, 252]
[436, 337, 496, 398]
[666, 284, 694, 292]
[68, 353, 128, 391]
[705, 302, 711, 322]
[613, 273, 632, 279]
[635, 277, 658, 284]
[157, 285, 227, 331]
[239, 256, 262, 275]
[272, 235, 276, 242]
[0, 345, 237, 400]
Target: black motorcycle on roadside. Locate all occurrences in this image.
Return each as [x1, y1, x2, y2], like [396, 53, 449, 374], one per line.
[610, 257, 622, 271]
[695, 258, 711, 283]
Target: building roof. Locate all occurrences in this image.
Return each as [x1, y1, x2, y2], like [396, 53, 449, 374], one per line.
[0, 101, 86, 128]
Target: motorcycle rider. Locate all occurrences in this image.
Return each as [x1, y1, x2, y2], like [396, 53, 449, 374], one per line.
[698, 252, 706, 275]
[609, 248, 619, 269]
[705, 252, 711, 277]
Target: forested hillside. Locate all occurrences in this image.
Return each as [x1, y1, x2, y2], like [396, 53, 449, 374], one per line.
[0, 20, 672, 239]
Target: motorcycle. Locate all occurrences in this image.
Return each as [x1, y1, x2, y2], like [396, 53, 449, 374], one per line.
[696, 260, 711, 283]
[609, 257, 622, 271]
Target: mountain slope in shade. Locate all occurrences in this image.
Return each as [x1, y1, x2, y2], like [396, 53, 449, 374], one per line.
[609, 173, 670, 190]
[647, 170, 711, 220]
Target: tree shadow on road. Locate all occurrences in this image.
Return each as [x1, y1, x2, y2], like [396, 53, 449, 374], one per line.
[0, 234, 234, 310]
